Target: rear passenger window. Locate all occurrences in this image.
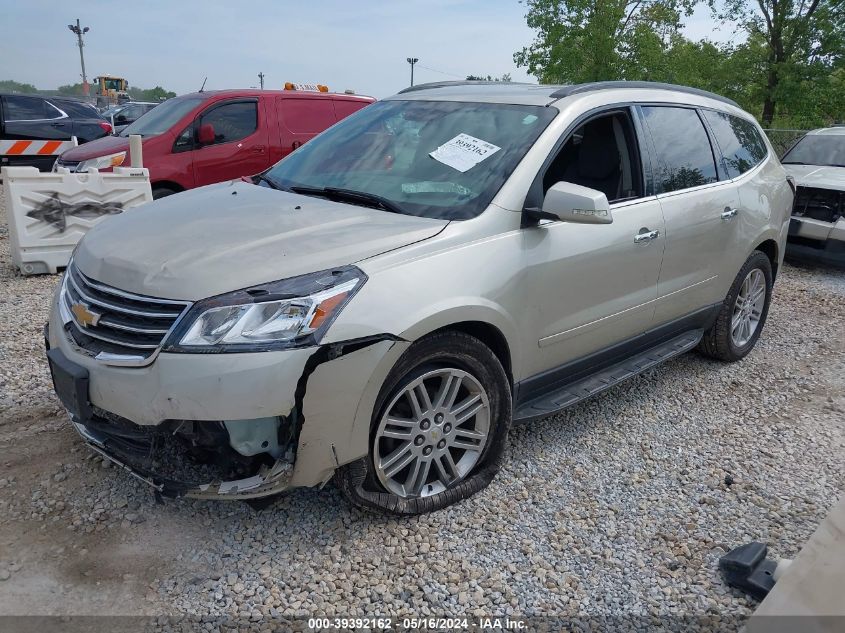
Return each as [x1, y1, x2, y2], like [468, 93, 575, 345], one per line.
[702, 110, 767, 178]
[642, 106, 718, 194]
[3, 96, 49, 121]
[199, 101, 257, 145]
[281, 98, 337, 133]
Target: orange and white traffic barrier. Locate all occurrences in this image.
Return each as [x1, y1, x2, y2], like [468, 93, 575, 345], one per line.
[0, 138, 77, 156]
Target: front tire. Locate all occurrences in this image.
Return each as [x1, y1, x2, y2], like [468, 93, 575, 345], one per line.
[152, 186, 177, 200]
[336, 331, 511, 515]
[698, 250, 773, 362]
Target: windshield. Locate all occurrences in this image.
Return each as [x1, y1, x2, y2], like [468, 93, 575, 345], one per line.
[783, 134, 845, 167]
[120, 97, 201, 137]
[263, 99, 557, 220]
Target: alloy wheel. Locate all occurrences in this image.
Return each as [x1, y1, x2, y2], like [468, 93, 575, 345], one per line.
[373, 367, 491, 498]
[731, 268, 766, 347]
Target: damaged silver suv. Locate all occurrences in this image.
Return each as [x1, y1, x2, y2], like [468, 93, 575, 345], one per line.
[46, 81, 793, 514]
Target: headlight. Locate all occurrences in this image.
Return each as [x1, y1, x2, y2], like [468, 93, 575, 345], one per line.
[76, 151, 126, 172]
[163, 266, 366, 352]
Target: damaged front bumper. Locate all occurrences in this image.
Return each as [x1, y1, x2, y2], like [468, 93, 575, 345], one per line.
[787, 188, 845, 266]
[47, 303, 409, 500]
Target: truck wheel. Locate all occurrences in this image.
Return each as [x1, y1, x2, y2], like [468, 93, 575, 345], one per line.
[152, 186, 177, 200]
[336, 331, 511, 515]
[698, 250, 773, 362]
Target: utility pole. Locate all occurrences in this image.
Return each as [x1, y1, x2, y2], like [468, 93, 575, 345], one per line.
[67, 19, 90, 96]
[406, 57, 419, 87]
[258, 72, 265, 90]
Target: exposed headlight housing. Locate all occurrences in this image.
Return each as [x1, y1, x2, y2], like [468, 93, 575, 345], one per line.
[163, 266, 366, 353]
[76, 151, 126, 172]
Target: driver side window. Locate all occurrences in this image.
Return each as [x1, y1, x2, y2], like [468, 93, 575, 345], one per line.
[543, 110, 643, 203]
[198, 101, 257, 146]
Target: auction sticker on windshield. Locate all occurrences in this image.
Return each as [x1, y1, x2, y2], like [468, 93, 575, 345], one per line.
[429, 133, 501, 173]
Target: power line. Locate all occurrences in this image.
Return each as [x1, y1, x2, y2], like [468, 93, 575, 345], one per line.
[415, 63, 466, 79]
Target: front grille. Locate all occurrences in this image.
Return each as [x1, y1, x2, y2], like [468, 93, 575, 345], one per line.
[62, 262, 190, 361]
[793, 186, 844, 224]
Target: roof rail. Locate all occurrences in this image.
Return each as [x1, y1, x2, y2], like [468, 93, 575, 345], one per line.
[549, 81, 740, 107]
[397, 80, 534, 94]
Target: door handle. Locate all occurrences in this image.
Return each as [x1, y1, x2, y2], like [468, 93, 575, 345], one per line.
[251, 145, 266, 154]
[634, 229, 660, 243]
[721, 207, 739, 220]
[51, 122, 66, 127]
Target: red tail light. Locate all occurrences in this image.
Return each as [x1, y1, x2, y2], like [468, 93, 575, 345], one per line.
[98, 121, 113, 134]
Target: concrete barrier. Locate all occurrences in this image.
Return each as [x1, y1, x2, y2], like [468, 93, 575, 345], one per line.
[2, 165, 152, 275]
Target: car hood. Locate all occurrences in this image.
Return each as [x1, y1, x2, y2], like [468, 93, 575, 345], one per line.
[73, 181, 449, 300]
[783, 164, 845, 190]
[59, 134, 130, 161]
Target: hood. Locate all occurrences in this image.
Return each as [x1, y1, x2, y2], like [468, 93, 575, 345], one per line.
[59, 135, 131, 162]
[73, 181, 448, 300]
[783, 164, 845, 190]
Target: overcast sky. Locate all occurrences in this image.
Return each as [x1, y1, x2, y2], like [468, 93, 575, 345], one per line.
[0, 0, 738, 99]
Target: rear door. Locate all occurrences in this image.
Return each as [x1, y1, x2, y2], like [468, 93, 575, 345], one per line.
[277, 96, 337, 156]
[191, 98, 269, 187]
[1, 95, 73, 169]
[1, 95, 72, 142]
[640, 105, 743, 326]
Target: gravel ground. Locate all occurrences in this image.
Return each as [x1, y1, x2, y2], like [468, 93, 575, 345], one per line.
[1, 183, 843, 630]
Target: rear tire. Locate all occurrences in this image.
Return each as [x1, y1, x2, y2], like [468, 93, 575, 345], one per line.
[336, 331, 511, 515]
[698, 250, 773, 362]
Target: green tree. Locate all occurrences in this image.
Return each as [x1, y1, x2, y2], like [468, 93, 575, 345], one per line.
[514, 0, 698, 83]
[57, 82, 85, 96]
[711, 0, 845, 124]
[127, 85, 176, 102]
[0, 79, 38, 93]
[465, 73, 513, 81]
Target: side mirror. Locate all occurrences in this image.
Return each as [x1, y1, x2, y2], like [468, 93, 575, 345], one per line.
[114, 114, 127, 124]
[539, 181, 613, 224]
[198, 123, 216, 145]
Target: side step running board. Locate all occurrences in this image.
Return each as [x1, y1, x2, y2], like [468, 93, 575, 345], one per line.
[513, 329, 703, 424]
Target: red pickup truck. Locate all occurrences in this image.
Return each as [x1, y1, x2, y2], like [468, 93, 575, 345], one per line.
[55, 88, 375, 198]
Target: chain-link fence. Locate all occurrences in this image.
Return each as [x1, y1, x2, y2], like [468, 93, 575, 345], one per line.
[763, 129, 808, 158]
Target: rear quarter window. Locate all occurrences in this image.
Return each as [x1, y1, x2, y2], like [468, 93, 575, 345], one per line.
[641, 106, 719, 194]
[702, 110, 768, 177]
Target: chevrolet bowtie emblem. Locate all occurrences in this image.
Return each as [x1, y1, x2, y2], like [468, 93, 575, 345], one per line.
[71, 302, 101, 328]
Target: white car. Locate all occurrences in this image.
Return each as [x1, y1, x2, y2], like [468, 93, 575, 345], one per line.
[782, 126, 845, 265]
[46, 81, 793, 514]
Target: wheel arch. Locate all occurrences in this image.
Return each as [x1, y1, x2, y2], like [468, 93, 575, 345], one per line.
[425, 321, 514, 389]
[753, 238, 780, 280]
[396, 303, 520, 388]
[151, 180, 185, 195]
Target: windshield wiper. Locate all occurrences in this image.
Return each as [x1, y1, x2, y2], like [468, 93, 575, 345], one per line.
[254, 173, 288, 191]
[289, 186, 404, 214]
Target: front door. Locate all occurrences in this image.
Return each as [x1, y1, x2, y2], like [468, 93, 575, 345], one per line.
[522, 109, 666, 378]
[191, 99, 269, 187]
